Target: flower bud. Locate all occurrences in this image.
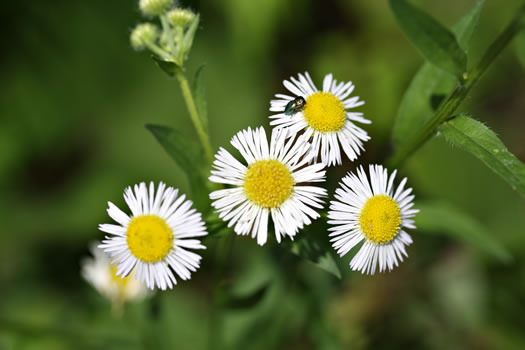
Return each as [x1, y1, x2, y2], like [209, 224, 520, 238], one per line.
[139, 0, 174, 17]
[167, 8, 196, 28]
[130, 23, 159, 50]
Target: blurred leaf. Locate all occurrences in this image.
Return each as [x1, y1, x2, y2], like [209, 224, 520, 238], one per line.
[417, 200, 512, 262]
[221, 283, 270, 310]
[146, 124, 210, 212]
[440, 115, 525, 198]
[390, 0, 467, 78]
[151, 56, 177, 78]
[192, 65, 208, 133]
[392, 0, 485, 147]
[454, 0, 485, 51]
[288, 236, 341, 279]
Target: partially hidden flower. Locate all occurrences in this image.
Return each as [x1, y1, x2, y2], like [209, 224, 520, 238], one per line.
[270, 72, 370, 166]
[209, 127, 327, 245]
[81, 243, 148, 304]
[99, 182, 207, 290]
[328, 165, 418, 274]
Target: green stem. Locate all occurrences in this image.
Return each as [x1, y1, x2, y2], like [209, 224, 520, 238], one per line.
[145, 41, 171, 60]
[174, 66, 215, 164]
[387, 5, 525, 169]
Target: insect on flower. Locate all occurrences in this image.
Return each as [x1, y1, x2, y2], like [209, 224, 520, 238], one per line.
[284, 96, 306, 116]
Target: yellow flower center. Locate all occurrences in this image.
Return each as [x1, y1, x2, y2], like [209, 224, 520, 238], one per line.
[244, 160, 294, 208]
[126, 215, 174, 263]
[110, 264, 130, 288]
[304, 92, 346, 132]
[359, 195, 401, 244]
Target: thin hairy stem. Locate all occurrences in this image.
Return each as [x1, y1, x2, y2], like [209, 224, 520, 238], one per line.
[387, 5, 525, 168]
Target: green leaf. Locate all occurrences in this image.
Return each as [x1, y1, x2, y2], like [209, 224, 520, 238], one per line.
[221, 283, 270, 310]
[454, 0, 485, 50]
[181, 14, 200, 59]
[390, 0, 467, 78]
[192, 65, 208, 133]
[287, 235, 341, 279]
[146, 124, 210, 212]
[416, 200, 511, 262]
[392, 0, 485, 147]
[151, 56, 178, 77]
[439, 115, 525, 198]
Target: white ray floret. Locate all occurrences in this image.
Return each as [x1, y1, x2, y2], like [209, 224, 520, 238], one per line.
[99, 182, 207, 290]
[328, 165, 418, 274]
[209, 126, 327, 245]
[270, 72, 371, 166]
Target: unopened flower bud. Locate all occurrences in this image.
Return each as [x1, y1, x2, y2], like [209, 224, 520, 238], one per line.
[167, 8, 196, 28]
[130, 23, 159, 50]
[139, 0, 174, 17]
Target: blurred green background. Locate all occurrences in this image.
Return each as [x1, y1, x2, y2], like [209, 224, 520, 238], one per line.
[1, 0, 525, 349]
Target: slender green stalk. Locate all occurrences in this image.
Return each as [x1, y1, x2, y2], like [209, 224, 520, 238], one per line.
[387, 5, 525, 168]
[145, 41, 171, 60]
[174, 66, 215, 164]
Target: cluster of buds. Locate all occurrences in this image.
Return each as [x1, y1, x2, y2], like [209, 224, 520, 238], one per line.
[130, 0, 199, 66]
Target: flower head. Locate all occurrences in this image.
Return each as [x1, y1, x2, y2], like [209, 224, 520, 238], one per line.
[167, 8, 196, 28]
[139, 0, 174, 17]
[270, 72, 371, 166]
[328, 165, 418, 274]
[209, 127, 327, 245]
[81, 243, 148, 303]
[130, 23, 159, 50]
[99, 182, 207, 290]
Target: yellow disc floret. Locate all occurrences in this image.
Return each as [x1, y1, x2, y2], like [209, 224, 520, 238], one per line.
[359, 195, 402, 244]
[304, 92, 346, 132]
[244, 160, 294, 208]
[127, 215, 174, 262]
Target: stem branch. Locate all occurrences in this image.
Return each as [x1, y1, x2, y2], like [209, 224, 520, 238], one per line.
[387, 5, 525, 168]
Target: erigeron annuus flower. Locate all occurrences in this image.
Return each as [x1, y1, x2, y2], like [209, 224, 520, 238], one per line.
[99, 182, 207, 290]
[81, 243, 148, 303]
[209, 127, 327, 245]
[328, 165, 418, 274]
[270, 72, 371, 166]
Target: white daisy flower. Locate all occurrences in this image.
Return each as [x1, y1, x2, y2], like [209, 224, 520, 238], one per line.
[328, 165, 418, 274]
[99, 182, 207, 290]
[81, 242, 148, 304]
[209, 126, 327, 246]
[270, 72, 371, 166]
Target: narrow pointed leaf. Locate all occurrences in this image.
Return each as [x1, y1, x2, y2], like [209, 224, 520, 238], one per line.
[392, 0, 485, 147]
[390, 0, 467, 78]
[181, 14, 200, 59]
[417, 200, 511, 262]
[192, 65, 208, 133]
[288, 235, 341, 279]
[440, 115, 525, 198]
[146, 124, 210, 212]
